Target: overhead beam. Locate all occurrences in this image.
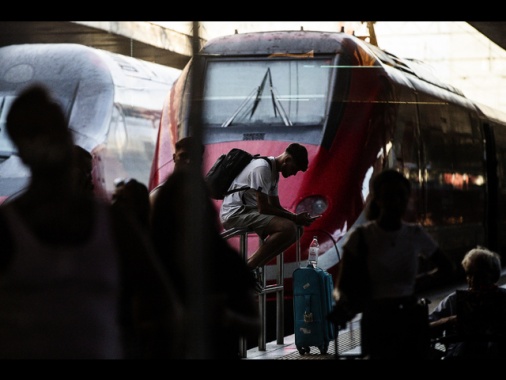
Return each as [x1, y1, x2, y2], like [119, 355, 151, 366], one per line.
[467, 22, 506, 52]
[1, 21, 505, 70]
[0, 21, 201, 70]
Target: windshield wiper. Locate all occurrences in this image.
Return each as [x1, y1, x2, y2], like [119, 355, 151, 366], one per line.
[221, 67, 293, 128]
[250, 69, 269, 119]
[221, 88, 256, 128]
[267, 68, 293, 127]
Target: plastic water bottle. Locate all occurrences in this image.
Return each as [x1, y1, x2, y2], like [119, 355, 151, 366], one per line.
[308, 236, 319, 268]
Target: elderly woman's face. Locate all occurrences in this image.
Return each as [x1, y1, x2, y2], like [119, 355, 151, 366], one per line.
[464, 263, 491, 289]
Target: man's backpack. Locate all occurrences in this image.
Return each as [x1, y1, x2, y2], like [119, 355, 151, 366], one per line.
[205, 148, 270, 200]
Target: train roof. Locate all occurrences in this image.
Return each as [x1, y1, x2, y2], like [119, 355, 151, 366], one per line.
[201, 30, 465, 98]
[0, 43, 180, 150]
[474, 101, 506, 126]
[364, 43, 465, 96]
[201, 30, 346, 55]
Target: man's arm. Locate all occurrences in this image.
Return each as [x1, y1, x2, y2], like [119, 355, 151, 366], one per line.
[256, 191, 290, 217]
[267, 194, 283, 210]
[256, 191, 314, 226]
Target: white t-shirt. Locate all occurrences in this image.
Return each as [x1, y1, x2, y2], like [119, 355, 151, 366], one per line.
[220, 157, 277, 223]
[342, 220, 438, 300]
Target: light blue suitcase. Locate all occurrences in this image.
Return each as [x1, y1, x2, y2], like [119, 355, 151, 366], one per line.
[293, 265, 336, 355]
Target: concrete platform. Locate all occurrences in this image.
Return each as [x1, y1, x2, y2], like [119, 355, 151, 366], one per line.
[244, 274, 506, 360]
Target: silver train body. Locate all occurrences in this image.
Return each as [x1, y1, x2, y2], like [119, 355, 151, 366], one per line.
[0, 43, 181, 202]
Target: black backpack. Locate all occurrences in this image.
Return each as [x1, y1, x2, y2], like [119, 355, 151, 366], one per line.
[205, 148, 270, 200]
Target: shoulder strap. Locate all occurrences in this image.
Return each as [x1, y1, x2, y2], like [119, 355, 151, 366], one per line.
[253, 155, 272, 170]
[256, 156, 276, 188]
[262, 156, 272, 169]
[223, 185, 251, 196]
[223, 154, 272, 197]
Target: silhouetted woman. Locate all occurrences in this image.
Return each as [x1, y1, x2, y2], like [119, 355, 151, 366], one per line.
[0, 84, 182, 359]
[335, 169, 454, 359]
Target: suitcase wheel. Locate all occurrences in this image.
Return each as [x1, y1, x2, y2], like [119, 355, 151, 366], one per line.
[318, 343, 329, 355]
[297, 346, 310, 355]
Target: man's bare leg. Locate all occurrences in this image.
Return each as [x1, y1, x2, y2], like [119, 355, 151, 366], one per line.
[247, 217, 298, 269]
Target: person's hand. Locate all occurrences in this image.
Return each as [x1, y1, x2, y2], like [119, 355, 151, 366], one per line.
[429, 315, 457, 334]
[296, 212, 320, 226]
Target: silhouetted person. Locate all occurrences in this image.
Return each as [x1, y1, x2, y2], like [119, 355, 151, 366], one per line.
[429, 247, 506, 359]
[334, 169, 454, 360]
[219, 143, 318, 289]
[149, 136, 205, 209]
[151, 136, 260, 359]
[112, 177, 150, 231]
[0, 84, 182, 359]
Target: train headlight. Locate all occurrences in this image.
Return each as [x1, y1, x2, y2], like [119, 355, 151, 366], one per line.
[295, 196, 328, 217]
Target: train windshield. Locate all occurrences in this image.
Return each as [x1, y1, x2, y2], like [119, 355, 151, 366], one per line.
[202, 58, 332, 129]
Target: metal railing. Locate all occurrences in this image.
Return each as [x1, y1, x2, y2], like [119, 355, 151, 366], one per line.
[221, 227, 285, 357]
[221, 226, 302, 358]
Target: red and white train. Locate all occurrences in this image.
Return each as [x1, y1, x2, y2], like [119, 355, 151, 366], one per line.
[150, 30, 506, 306]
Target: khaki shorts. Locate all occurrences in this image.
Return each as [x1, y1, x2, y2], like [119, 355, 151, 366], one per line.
[223, 209, 275, 239]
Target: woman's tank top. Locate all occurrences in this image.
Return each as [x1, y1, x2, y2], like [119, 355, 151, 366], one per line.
[0, 202, 123, 359]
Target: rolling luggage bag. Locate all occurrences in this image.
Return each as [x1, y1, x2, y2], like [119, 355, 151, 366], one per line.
[293, 265, 335, 355]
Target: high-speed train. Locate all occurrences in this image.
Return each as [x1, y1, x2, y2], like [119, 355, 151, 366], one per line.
[0, 43, 181, 203]
[149, 30, 506, 303]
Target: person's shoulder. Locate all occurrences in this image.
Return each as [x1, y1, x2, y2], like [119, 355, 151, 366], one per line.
[444, 291, 458, 302]
[343, 222, 371, 245]
[251, 157, 271, 169]
[149, 181, 165, 197]
[353, 221, 374, 235]
[151, 172, 186, 204]
[432, 291, 457, 310]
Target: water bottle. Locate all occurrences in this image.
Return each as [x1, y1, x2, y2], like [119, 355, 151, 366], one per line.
[308, 236, 319, 268]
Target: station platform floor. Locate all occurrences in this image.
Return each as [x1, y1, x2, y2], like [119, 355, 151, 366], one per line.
[244, 273, 506, 360]
[245, 333, 336, 360]
[245, 317, 362, 360]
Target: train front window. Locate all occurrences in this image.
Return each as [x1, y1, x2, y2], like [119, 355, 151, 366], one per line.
[202, 58, 331, 128]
